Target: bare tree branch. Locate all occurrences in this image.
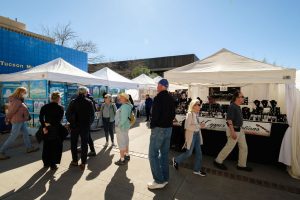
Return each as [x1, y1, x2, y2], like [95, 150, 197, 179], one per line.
[73, 40, 97, 54]
[40, 22, 103, 64]
[54, 22, 77, 46]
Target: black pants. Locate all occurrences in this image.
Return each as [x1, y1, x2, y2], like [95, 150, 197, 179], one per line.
[88, 131, 95, 152]
[42, 138, 63, 167]
[146, 107, 151, 121]
[102, 118, 114, 143]
[71, 127, 89, 164]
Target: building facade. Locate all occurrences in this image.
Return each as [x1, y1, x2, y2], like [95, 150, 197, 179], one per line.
[89, 54, 199, 78]
[0, 16, 87, 74]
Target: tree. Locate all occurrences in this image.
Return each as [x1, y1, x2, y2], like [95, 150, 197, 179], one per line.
[41, 23, 102, 64]
[131, 66, 151, 78]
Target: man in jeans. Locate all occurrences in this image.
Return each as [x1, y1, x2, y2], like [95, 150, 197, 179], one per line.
[214, 91, 252, 172]
[66, 87, 95, 171]
[148, 79, 175, 189]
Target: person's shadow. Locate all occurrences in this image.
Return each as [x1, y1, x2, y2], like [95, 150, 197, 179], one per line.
[40, 166, 84, 200]
[0, 168, 54, 200]
[104, 165, 134, 200]
[86, 146, 114, 180]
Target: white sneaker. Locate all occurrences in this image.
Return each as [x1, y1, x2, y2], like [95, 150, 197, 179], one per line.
[193, 171, 207, 177]
[111, 142, 115, 147]
[104, 142, 108, 147]
[147, 181, 167, 190]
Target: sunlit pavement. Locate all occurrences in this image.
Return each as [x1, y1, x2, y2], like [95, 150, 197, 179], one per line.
[0, 117, 299, 200]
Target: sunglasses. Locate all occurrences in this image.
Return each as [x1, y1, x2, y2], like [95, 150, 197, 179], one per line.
[238, 96, 245, 98]
[195, 104, 201, 106]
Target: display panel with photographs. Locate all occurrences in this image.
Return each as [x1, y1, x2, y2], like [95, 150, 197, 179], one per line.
[30, 80, 48, 99]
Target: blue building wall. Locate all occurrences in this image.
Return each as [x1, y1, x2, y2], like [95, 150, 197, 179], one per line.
[0, 27, 87, 74]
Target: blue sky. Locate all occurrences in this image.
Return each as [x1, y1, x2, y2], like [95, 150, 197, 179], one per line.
[1, 0, 300, 68]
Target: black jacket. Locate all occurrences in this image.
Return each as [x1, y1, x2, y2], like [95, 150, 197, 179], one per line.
[66, 94, 95, 128]
[150, 90, 175, 129]
[39, 102, 65, 141]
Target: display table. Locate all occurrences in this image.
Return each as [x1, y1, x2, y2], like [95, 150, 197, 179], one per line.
[171, 115, 289, 164]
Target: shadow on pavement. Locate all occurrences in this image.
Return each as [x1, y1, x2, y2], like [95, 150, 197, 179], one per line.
[0, 131, 105, 174]
[104, 165, 134, 200]
[40, 166, 84, 200]
[0, 168, 54, 200]
[86, 146, 114, 180]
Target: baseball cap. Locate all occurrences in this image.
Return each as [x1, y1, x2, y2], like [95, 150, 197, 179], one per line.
[158, 79, 169, 88]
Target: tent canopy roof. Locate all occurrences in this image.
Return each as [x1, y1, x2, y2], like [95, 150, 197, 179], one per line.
[0, 58, 107, 85]
[92, 67, 138, 89]
[132, 74, 156, 88]
[165, 48, 296, 85]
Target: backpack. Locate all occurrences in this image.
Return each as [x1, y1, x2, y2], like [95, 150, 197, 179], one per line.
[128, 106, 136, 127]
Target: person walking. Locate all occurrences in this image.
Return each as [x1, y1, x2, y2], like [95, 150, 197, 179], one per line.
[148, 79, 175, 190]
[0, 87, 39, 160]
[66, 87, 95, 171]
[145, 94, 153, 121]
[100, 94, 117, 147]
[114, 93, 132, 166]
[39, 92, 65, 170]
[214, 91, 252, 172]
[172, 99, 207, 176]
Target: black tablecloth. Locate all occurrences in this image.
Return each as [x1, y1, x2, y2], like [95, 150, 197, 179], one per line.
[171, 123, 289, 164]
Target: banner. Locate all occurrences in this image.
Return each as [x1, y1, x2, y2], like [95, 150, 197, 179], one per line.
[176, 115, 272, 137]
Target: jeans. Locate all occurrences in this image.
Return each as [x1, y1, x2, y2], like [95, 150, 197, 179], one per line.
[71, 127, 89, 164]
[0, 122, 32, 153]
[149, 127, 172, 184]
[175, 132, 202, 172]
[102, 118, 114, 143]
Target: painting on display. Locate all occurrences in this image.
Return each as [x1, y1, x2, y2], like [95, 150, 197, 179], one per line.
[33, 100, 47, 113]
[67, 84, 78, 101]
[30, 80, 48, 99]
[100, 86, 107, 97]
[92, 86, 100, 98]
[50, 82, 66, 105]
[20, 81, 30, 92]
[25, 100, 34, 112]
[2, 88, 15, 98]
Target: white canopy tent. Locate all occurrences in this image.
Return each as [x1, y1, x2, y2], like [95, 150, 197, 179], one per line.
[165, 48, 299, 179]
[126, 74, 156, 101]
[165, 48, 295, 85]
[92, 67, 139, 89]
[132, 74, 156, 89]
[153, 76, 188, 92]
[0, 58, 107, 85]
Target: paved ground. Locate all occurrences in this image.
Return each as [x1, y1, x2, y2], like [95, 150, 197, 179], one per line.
[0, 117, 299, 200]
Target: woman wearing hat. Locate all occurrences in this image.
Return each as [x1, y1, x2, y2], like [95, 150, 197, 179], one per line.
[114, 93, 133, 165]
[172, 99, 207, 177]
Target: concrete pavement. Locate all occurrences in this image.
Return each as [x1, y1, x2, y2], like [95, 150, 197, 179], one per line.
[0, 118, 299, 200]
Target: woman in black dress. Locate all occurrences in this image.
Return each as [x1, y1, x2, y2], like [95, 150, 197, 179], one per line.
[39, 92, 64, 170]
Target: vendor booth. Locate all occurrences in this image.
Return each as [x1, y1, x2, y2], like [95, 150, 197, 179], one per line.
[165, 49, 300, 178]
[127, 73, 157, 100]
[92, 67, 139, 90]
[0, 58, 108, 131]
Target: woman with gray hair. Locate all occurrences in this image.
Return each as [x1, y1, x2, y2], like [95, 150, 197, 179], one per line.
[172, 99, 207, 177]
